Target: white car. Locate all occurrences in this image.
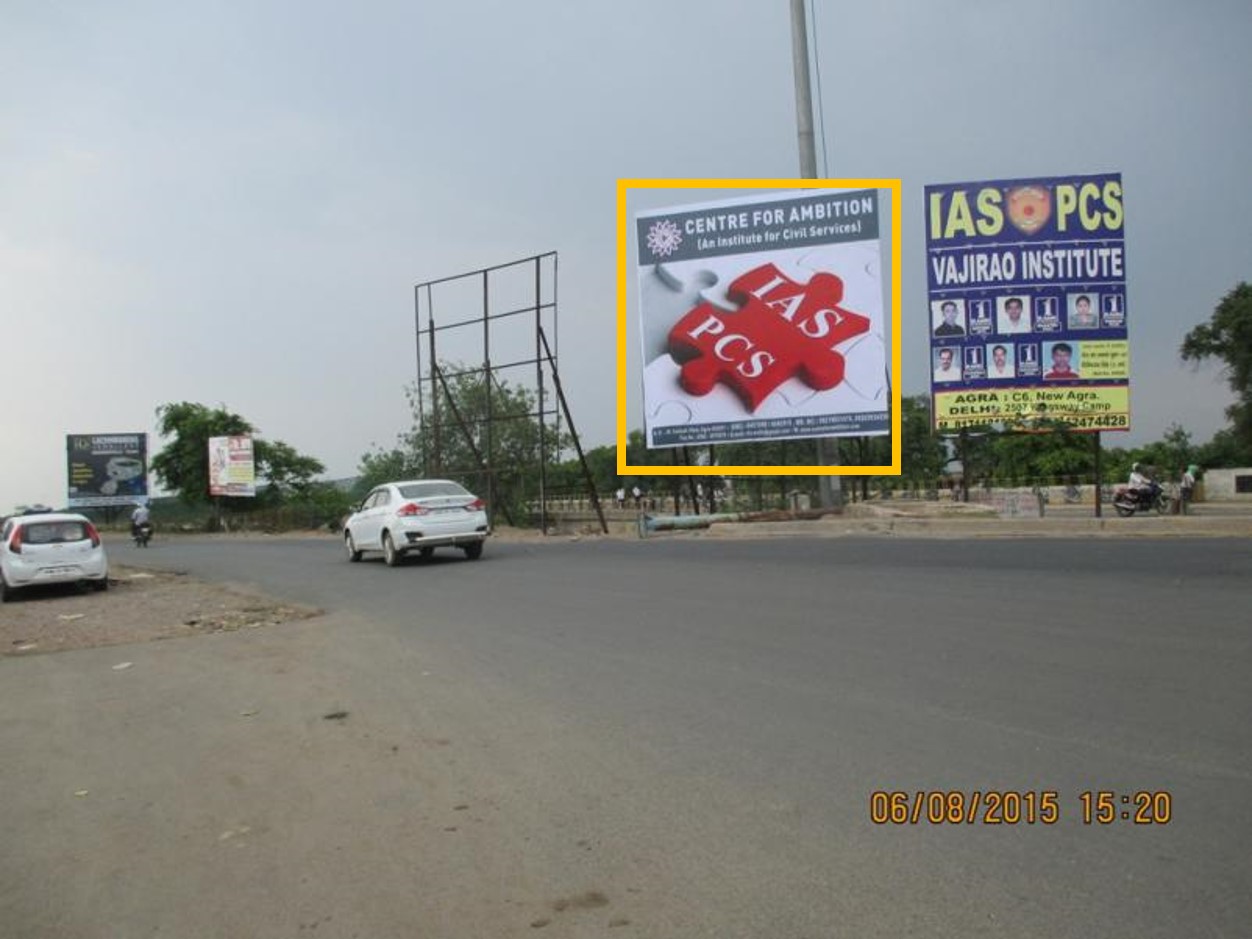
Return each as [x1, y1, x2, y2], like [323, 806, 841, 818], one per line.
[343, 479, 489, 566]
[1, 512, 110, 601]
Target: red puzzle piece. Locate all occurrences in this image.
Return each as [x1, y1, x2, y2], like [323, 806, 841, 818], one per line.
[667, 263, 871, 412]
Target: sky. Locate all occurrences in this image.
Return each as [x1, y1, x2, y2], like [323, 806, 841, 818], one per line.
[3, 0, 1250, 510]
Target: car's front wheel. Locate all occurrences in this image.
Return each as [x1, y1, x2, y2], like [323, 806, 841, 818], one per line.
[345, 531, 362, 562]
[383, 532, 403, 567]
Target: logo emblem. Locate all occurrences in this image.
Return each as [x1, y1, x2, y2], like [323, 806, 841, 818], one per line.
[646, 219, 683, 258]
[1006, 186, 1051, 235]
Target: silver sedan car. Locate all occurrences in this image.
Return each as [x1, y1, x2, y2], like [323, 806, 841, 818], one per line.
[343, 480, 489, 566]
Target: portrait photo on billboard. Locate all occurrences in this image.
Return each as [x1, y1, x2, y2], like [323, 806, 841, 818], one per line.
[932, 346, 961, 383]
[1043, 341, 1081, 380]
[931, 298, 967, 337]
[986, 342, 1016, 379]
[1068, 292, 1100, 329]
[996, 295, 1032, 334]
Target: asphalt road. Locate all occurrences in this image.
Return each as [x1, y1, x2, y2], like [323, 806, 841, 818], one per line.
[3, 533, 1250, 938]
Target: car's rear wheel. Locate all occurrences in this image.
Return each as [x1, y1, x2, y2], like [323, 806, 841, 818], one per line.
[383, 532, 403, 567]
[0, 576, 12, 602]
[93, 577, 109, 592]
[463, 541, 483, 560]
[345, 531, 362, 562]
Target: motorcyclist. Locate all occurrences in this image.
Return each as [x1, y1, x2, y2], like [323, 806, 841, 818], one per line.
[1127, 463, 1160, 503]
[130, 502, 151, 539]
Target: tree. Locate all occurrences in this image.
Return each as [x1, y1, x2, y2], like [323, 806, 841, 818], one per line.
[151, 402, 325, 506]
[353, 446, 421, 500]
[1196, 427, 1252, 468]
[899, 395, 946, 488]
[364, 363, 573, 524]
[1181, 282, 1252, 455]
[1132, 423, 1194, 479]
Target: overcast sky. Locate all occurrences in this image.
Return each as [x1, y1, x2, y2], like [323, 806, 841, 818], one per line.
[3, 0, 1249, 510]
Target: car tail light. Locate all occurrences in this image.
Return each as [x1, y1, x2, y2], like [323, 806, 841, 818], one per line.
[8, 527, 22, 554]
[85, 522, 101, 548]
[465, 498, 485, 511]
[396, 503, 430, 517]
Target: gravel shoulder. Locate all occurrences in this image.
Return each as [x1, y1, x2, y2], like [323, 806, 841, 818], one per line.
[1, 564, 320, 657]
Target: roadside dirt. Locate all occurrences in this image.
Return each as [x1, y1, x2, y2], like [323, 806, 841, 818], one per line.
[1, 565, 319, 658]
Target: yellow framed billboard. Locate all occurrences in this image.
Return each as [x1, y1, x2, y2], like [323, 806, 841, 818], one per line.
[616, 178, 902, 477]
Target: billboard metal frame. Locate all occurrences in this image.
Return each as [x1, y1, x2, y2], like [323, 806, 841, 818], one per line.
[414, 252, 606, 534]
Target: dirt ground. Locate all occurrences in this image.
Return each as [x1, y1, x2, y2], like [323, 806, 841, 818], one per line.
[1, 565, 319, 658]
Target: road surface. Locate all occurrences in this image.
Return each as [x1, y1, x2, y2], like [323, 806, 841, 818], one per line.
[2, 533, 1249, 937]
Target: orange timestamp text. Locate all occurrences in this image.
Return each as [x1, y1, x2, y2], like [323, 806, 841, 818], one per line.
[869, 790, 1173, 826]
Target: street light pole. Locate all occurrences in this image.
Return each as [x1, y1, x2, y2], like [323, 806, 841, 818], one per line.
[790, 0, 842, 508]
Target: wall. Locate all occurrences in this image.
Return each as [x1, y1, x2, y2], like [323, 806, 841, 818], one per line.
[1199, 468, 1252, 500]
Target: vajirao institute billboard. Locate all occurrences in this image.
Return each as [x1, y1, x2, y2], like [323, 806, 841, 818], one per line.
[925, 172, 1129, 433]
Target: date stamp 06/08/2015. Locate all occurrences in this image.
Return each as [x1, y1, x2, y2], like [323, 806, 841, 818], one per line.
[869, 790, 1173, 827]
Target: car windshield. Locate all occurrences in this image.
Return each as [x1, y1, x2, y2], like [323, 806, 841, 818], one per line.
[23, 521, 89, 544]
[397, 482, 470, 499]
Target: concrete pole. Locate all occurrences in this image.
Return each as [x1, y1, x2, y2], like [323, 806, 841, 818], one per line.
[790, 0, 842, 507]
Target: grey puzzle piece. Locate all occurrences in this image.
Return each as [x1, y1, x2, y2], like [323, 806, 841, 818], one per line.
[640, 264, 720, 363]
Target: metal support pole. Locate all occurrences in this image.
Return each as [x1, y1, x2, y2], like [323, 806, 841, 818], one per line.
[483, 271, 494, 528]
[434, 365, 515, 527]
[414, 285, 425, 477]
[1093, 431, 1103, 519]
[791, 0, 841, 508]
[535, 257, 548, 535]
[428, 311, 441, 475]
[538, 327, 608, 534]
[683, 446, 700, 515]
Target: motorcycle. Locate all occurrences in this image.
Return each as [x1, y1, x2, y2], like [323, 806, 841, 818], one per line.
[132, 521, 154, 547]
[1111, 484, 1172, 517]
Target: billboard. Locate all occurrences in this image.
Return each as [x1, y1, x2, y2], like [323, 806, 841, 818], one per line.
[66, 433, 149, 507]
[925, 173, 1128, 432]
[636, 188, 889, 448]
[208, 436, 256, 497]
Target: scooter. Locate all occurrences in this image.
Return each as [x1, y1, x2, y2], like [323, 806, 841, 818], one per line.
[1111, 484, 1172, 517]
[132, 521, 154, 547]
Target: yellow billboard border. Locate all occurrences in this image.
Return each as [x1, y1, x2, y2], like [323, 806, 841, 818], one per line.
[616, 177, 903, 477]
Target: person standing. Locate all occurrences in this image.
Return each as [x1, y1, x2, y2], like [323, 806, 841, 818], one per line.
[1180, 465, 1198, 515]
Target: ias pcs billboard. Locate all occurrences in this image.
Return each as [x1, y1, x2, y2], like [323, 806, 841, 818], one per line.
[925, 173, 1129, 433]
[635, 188, 890, 449]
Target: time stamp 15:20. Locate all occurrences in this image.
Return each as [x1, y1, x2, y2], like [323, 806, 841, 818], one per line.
[869, 790, 1173, 826]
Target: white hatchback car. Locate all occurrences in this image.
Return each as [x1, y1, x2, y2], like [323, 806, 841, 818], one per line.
[343, 479, 489, 566]
[1, 512, 110, 601]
